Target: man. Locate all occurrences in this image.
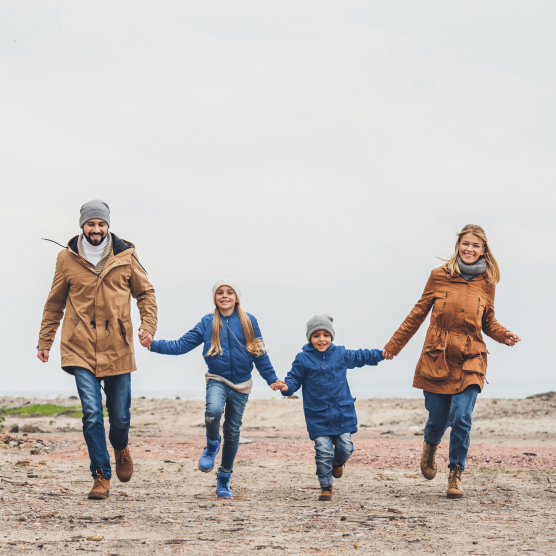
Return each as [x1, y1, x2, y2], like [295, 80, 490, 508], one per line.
[37, 200, 157, 500]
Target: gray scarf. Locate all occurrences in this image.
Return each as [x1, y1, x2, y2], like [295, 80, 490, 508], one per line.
[457, 256, 486, 281]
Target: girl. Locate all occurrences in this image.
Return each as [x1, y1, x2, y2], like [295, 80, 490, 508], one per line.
[383, 224, 520, 498]
[141, 279, 284, 498]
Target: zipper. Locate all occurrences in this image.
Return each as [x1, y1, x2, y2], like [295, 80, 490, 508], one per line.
[443, 291, 448, 310]
[226, 317, 234, 383]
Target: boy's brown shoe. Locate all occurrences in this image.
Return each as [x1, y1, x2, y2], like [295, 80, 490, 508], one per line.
[318, 486, 333, 501]
[420, 441, 438, 480]
[332, 464, 344, 478]
[88, 476, 110, 500]
[114, 446, 133, 482]
[447, 466, 463, 498]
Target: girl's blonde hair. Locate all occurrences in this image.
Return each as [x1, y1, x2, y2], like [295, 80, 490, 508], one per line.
[205, 294, 266, 358]
[440, 224, 500, 284]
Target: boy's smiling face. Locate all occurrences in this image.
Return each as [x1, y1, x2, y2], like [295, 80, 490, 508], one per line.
[311, 330, 332, 352]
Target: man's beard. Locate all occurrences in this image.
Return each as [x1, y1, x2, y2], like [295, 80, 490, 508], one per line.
[84, 230, 107, 246]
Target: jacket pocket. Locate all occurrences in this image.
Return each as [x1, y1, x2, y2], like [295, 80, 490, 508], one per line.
[118, 319, 133, 346]
[419, 344, 450, 382]
[338, 398, 357, 428]
[303, 403, 330, 432]
[67, 320, 83, 343]
[462, 354, 486, 376]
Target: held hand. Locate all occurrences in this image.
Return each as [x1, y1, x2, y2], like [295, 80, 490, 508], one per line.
[270, 380, 286, 391]
[505, 331, 521, 347]
[138, 329, 153, 348]
[382, 349, 394, 360]
[280, 383, 289, 392]
[37, 350, 49, 363]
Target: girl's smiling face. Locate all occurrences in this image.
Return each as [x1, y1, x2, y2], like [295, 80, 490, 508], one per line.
[311, 330, 332, 352]
[458, 232, 485, 265]
[215, 286, 237, 315]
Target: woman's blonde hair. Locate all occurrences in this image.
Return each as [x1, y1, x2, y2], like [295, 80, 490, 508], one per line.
[440, 224, 500, 284]
[205, 292, 266, 358]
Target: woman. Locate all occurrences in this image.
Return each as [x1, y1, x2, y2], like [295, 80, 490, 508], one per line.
[140, 279, 284, 498]
[383, 224, 520, 498]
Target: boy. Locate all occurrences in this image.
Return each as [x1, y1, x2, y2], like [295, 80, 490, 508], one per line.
[280, 314, 385, 501]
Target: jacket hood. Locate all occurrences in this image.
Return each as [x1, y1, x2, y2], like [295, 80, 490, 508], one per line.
[302, 342, 336, 354]
[68, 233, 134, 256]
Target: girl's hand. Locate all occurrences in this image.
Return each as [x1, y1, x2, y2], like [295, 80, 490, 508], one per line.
[383, 349, 394, 360]
[505, 331, 521, 347]
[270, 380, 286, 391]
[138, 329, 153, 348]
[280, 383, 289, 392]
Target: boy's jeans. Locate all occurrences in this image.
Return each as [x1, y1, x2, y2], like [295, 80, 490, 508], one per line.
[423, 384, 480, 471]
[313, 433, 354, 488]
[73, 367, 131, 479]
[205, 380, 249, 473]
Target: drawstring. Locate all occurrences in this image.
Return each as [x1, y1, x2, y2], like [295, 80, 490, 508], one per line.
[105, 320, 109, 332]
[42, 238, 66, 248]
[91, 321, 96, 330]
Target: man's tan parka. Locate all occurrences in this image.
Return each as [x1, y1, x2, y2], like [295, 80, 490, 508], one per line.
[384, 265, 508, 395]
[37, 234, 157, 377]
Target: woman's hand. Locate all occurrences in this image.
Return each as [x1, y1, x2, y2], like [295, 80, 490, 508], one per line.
[270, 379, 286, 391]
[505, 331, 521, 347]
[138, 329, 153, 348]
[383, 349, 394, 360]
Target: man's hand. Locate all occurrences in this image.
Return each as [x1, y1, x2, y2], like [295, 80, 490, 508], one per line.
[270, 379, 286, 391]
[37, 350, 50, 363]
[505, 331, 521, 347]
[383, 349, 394, 360]
[138, 329, 153, 348]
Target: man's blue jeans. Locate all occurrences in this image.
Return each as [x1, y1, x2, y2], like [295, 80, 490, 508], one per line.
[313, 433, 354, 488]
[205, 380, 249, 473]
[423, 384, 480, 471]
[73, 367, 131, 479]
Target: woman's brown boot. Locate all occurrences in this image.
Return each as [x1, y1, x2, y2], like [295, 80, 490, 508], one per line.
[447, 466, 463, 498]
[114, 446, 133, 482]
[420, 441, 438, 480]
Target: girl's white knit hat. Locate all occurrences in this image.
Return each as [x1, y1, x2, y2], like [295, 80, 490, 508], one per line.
[212, 279, 241, 303]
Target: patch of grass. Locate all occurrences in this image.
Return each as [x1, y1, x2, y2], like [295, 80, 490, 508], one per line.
[3, 404, 108, 419]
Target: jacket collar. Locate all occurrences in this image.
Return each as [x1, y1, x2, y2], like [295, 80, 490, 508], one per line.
[443, 264, 486, 283]
[218, 308, 237, 320]
[68, 233, 133, 255]
[302, 343, 336, 356]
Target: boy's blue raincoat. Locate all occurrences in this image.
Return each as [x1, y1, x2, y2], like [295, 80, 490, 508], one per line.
[150, 310, 278, 386]
[281, 343, 383, 439]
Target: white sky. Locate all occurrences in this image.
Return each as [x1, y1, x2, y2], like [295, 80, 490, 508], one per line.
[1, 1, 554, 398]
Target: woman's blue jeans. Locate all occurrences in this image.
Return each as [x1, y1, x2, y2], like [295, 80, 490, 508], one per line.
[205, 380, 249, 473]
[313, 433, 354, 487]
[423, 384, 480, 471]
[73, 367, 131, 479]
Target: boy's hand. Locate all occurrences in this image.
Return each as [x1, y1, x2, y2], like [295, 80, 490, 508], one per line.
[270, 380, 286, 391]
[383, 349, 394, 360]
[280, 383, 289, 392]
[138, 329, 153, 348]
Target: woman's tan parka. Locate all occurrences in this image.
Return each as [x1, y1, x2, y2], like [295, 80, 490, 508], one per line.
[37, 234, 157, 378]
[384, 265, 508, 394]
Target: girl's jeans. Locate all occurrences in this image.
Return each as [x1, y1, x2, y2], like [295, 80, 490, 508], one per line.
[423, 384, 480, 471]
[73, 367, 131, 479]
[313, 433, 354, 488]
[205, 380, 249, 473]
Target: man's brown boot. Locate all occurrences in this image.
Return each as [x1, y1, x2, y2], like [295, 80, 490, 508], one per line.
[114, 446, 133, 482]
[318, 486, 333, 501]
[447, 466, 463, 498]
[88, 475, 110, 500]
[332, 464, 344, 478]
[420, 441, 438, 480]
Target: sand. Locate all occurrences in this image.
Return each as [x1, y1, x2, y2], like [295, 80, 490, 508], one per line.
[1, 396, 555, 555]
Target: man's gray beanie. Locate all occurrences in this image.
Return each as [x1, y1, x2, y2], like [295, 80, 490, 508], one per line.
[306, 314, 335, 342]
[79, 200, 110, 228]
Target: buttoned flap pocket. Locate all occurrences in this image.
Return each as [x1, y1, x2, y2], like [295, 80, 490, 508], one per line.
[118, 318, 133, 345]
[67, 319, 83, 343]
[303, 403, 329, 412]
[419, 343, 449, 382]
[338, 398, 357, 427]
[462, 353, 487, 376]
[303, 402, 330, 430]
[433, 291, 449, 314]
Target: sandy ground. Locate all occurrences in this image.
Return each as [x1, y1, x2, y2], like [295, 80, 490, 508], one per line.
[1, 396, 555, 555]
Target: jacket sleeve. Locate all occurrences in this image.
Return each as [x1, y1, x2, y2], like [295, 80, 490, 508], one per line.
[281, 355, 305, 397]
[150, 321, 205, 355]
[344, 349, 384, 368]
[482, 286, 508, 343]
[384, 270, 438, 356]
[37, 254, 69, 351]
[251, 317, 279, 385]
[130, 252, 158, 336]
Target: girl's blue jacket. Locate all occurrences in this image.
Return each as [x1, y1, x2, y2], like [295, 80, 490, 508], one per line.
[281, 343, 384, 439]
[150, 310, 279, 386]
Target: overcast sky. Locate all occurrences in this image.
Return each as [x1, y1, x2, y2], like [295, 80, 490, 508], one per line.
[1, 1, 555, 398]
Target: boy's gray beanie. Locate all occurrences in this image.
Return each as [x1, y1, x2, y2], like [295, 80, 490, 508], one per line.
[306, 314, 335, 342]
[79, 200, 110, 228]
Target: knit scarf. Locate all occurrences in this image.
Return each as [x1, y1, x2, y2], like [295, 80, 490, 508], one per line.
[457, 255, 486, 281]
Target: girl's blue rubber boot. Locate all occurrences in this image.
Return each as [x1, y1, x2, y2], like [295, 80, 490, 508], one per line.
[216, 471, 233, 498]
[198, 438, 221, 472]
